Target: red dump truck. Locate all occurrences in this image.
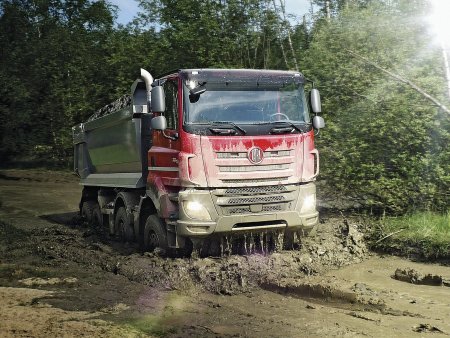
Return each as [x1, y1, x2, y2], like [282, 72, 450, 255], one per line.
[73, 68, 325, 255]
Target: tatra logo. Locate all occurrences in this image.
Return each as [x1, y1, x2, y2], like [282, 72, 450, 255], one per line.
[248, 147, 264, 164]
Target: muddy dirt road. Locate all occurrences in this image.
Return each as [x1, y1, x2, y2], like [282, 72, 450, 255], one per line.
[0, 169, 449, 337]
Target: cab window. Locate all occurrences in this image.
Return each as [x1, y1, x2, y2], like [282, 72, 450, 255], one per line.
[164, 80, 178, 130]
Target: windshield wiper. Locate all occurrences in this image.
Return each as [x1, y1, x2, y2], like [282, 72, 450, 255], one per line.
[263, 121, 309, 134]
[270, 126, 295, 134]
[272, 121, 302, 133]
[210, 121, 247, 135]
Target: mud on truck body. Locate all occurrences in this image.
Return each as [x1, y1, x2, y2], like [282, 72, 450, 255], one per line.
[73, 68, 325, 255]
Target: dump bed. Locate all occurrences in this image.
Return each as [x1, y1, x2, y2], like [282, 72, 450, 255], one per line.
[73, 81, 151, 188]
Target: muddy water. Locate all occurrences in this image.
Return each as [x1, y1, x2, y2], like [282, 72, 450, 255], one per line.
[0, 169, 449, 337]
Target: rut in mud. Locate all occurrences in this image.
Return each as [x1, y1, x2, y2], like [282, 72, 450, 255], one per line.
[1, 211, 368, 296]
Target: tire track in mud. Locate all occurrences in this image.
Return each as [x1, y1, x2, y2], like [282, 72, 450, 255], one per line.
[6, 215, 368, 296]
[259, 280, 427, 319]
[30, 217, 443, 328]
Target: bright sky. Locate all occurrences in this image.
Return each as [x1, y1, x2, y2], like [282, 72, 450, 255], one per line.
[109, 0, 312, 26]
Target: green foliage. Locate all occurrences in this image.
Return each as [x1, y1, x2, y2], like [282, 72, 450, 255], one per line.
[303, 0, 450, 213]
[370, 211, 450, 259]
[0, 0, 115, 164]
[137, 0, 290, 70]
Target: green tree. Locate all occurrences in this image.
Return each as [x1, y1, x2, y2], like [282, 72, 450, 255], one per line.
[136, 0, 291, 70]
[0, 0, 116, 165]
[303, 0, 449, 213]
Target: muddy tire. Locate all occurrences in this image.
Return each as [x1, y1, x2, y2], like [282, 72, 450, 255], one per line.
[114, 207, 134, 242]
[283, 230, 295, 250]
[81, 200, 102, 226]
[178, 238, 193, 258]
[201, 238, 220, 257]
[143, 215, 168, 255]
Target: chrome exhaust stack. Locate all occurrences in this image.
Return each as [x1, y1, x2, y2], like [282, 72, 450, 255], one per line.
[140, 68, 154, 105]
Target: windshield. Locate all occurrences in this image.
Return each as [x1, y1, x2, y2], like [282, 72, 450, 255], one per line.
[184, 82, 310, 124]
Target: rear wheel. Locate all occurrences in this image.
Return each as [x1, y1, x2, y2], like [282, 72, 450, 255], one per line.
[143, 215, 168, 255]
[81, 200, 102, 226]
[114, 207, 134, 242]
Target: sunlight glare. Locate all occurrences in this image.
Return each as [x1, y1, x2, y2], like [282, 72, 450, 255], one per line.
[428, 0, 450, 46]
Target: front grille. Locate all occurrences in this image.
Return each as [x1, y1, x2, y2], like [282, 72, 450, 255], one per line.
[214, 185, 296, 216]
[213, 147, 298, 216]
[222, 177, 290, 184]
[216, 150, 291, 159]
[219, 164, 290, 172]
[264, 150, 291, 157]
[226, 204, 285, 216]
[263, 204, 283, 212]
[215, 148, 295, 184]
[225, 185, 287, 195]
[228, 207, 250, 214]
[228, 195, 285, 205]
[216, 152, 247, 159]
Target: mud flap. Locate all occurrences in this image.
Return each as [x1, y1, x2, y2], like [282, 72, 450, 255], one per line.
[166, 220, 187, 249]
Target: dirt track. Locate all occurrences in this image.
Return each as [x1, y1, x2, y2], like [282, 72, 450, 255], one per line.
[0, 169, 449, 337]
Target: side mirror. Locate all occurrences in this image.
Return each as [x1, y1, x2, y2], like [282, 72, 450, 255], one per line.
[313, 116, 325, 129]
[151, 115, 167, 131]
[151, 86, 166, 113]
[310, 88, 322, 114]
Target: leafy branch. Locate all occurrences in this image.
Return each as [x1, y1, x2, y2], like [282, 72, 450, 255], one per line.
[346, 49, 450, 114]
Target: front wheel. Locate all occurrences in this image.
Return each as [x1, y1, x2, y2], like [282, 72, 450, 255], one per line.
[143, 215, 168, 255]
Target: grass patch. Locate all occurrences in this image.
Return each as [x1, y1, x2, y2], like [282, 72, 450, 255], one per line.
[370, 211, 450, 259]
[114, 315, 178, 337]
[0, 263, 60, 286]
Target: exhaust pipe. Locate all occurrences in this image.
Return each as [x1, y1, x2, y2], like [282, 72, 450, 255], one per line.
[140, 68, 154, 105]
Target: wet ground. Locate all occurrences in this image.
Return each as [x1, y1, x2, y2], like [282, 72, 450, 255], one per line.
[0, 169, 449, 337]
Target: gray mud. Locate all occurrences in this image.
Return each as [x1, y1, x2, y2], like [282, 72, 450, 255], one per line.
[3, 212, 368, 296]
[4, 170, 450, 337]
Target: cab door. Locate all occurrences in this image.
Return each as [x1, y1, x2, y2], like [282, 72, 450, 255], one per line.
[148, 77, 181, 189]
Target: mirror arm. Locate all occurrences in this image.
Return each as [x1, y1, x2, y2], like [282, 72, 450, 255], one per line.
[313, 114, 319, 136]
[152, 78, 167, 87]
[305, 78, 315, 88]
[162, 131, 178, 141]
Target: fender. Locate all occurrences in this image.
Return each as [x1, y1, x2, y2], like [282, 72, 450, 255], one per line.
[114, 191, 141, 215]
[146, 175, 177, 218]
[134, 195, 157, 247]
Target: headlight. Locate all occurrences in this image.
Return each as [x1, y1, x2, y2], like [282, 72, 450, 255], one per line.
[300, 194, 316, 214]
[183, 200, 211, 221]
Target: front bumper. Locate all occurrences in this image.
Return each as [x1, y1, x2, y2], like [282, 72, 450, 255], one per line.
[176, 183, 318, 237]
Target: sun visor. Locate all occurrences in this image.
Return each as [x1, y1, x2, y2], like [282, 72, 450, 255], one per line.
[180, 69, 305, 87]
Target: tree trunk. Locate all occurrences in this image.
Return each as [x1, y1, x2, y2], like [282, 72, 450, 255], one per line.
[325, 0, 331, 21]
[271, 0, 290, 69]
[278, 0, 299, 71]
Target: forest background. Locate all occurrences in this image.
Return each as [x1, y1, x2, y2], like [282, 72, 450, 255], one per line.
[1, 0, 449, 216]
